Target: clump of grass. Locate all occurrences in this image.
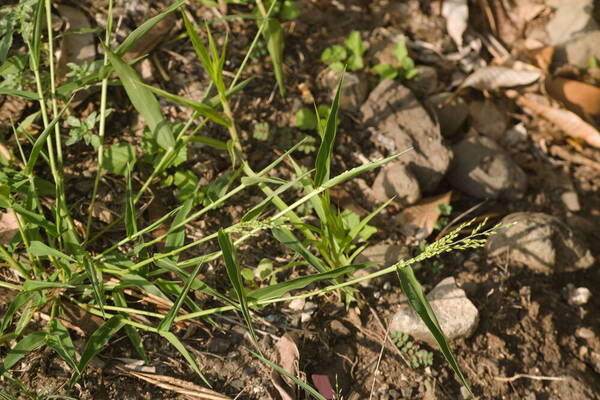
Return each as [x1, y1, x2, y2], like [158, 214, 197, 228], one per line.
[0, 1, 501, 398]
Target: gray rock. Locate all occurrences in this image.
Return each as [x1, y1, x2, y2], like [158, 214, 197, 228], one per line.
[371, 163, 421, 205]
[318, 69, 368, 112]
[390, 277, 479, 346]
[426, 92, 468, 138]
[469, 100, 509, 142]
[362, 80, 453, 194]
[487, 212, 595, 273]
[404, 66, 438, 98]
[559, 31, 600, 68]
[546, 0, 597, 45]
[448, 136, 527, 199]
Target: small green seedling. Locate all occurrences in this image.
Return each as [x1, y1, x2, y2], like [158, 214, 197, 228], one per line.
[295, 105, 339, 132]
[588, 56, 599, 69]
[391, 332, 434, 369]
[433, 202, 452, 231]
[65, 111, 106, 148]
[321, 30, 365, 71]
[372, 40, 419, 81]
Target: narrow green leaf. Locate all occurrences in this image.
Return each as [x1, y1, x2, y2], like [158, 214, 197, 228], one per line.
[25, 99, 72, 174]
[314, 71, 343, 187]
[0, 88, 38, 100]
[140, 82, 230, 127]
[159, 330, 210, 386]
[263, 18, 285, 96]
[341, 198, 393, 251]
[272, 227, 327, 273]
[117, 273, 172, 303]
[47, 319, 78, 372]
[105, 48, 175, 150]
[116, 0, 187, 56]
[23, 281, 75, 292]
[11, 204, 57, 237]
[125, 163, 137, 237]
[396, 266, 472, 394]
[83, 256, 105, 316]
[70, 315, 126, 387]
[164, 197, 193, 259]
[158, 262, 202, 332]
[28, 241, 75, 262]
[248, 263, 371, 301]
[217, 229, 258, 344]
[181, 12, 213, 79]
[0, 292, 35, 335]
[253, 351, 326, 400]
[188, 135, 227, 150]
[103, 142, 135, 176]
[112, 290, 149, 363]
[0, 331, 46, 375]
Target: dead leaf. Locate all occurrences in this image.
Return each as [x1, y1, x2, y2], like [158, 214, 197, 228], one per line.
[545, 77, 600, 116]
[55, 5, 96, 80]
[123, 12, 176, 62]
[0, 210, 19, 245]
[91, 201, 114, 224]
[311, 374, 335, 399]
[523, 45, 555, 72]
[460, 66, 542, 91]
[442, 0, 468, 48]
[271, 334, 300, 400]
[117, 368, 232, 400]
[517, 96, 600, 148]
[395, 191, 453, 240]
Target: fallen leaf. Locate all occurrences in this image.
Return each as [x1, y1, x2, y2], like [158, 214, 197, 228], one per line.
[442, 0, 469, 48]
[460, 66, 542, 91]
[55, 5, 96, 80]
[395, 191, 453, 240]
[0, 210, 19, 245]
[117, 368, 231, 400]
[311, 374, 335, 399]
[91, 201, 114, 224]
[523, 45, 554, 72]
[271, 334, 299, 400]
[545, 77, 600, 116]
[123, 12, 176, 62]
[517, 96, 600, 148]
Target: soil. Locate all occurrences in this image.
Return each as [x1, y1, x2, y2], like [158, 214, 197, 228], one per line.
[2, 0, 600, 399]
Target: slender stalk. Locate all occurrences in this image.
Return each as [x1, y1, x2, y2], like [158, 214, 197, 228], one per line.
[86, 0, 114, 238]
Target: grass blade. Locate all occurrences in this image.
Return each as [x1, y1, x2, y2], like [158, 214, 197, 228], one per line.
[28, 241, 74, 262]
[164, 197, 193, 259]
[82, 256, 105, 316]
[0, 88, 38, 100]
[314, 72, 344, 187]
[158, 330, 210, 386]
[0, 331, 46, 375]
[69, 315, 126, 387]
[140, 82, 230, 126]
[157, 262, 203, 333]
[112, 289, 149, 363]
[248, 262, 372, 301]
[116, 0, 187, 56]
[125, 163, 137, 237]
[252, 351, 326, 400]
[217, 229, 259, 345]
[263, 18, 285, 96]
[0, 293, 36, 336]
[272, 227, 328, 273]
[47, 318, 78, 372]
[105, 47, 175, 150]
[395, 266, 472, 394]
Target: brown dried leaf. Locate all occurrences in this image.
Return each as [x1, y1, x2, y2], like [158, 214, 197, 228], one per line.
[395, 191, 453, 240]
[545, 77, 600, 116]
[442, 0, 468, 48]
[517, 96, 600, 148]
[55, 5, 96, 79]
[0, 210, 19, 245]
[460, 66, 542, 91]
[119, 368, 232, 400]
[271, 334, 300, 400]
[123, 12, 176, 62]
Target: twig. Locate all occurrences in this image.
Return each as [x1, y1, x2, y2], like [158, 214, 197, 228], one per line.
[368, 324, 388, 400]
[494, 373, 569, 382]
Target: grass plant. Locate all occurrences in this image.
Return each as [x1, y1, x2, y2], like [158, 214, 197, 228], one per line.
[0, 1, 502, 397]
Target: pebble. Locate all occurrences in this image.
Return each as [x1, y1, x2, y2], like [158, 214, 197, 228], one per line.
[390, 277, 479, 346]
[448, 135, 528, 199]
[207, 337, 230, 354]
[487, 212, 595, 273]
[557, 30, 600, 68]
[426, 92, 469, 138]
[318, 69, 368, 112]
[469, 99, 509, 142]
[361, 80, 453, 197]
[564, 284, 592, 306]
[329, 320, 351, 337]
[546, 0, 598, 45]
[371, 163, 421, 206]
